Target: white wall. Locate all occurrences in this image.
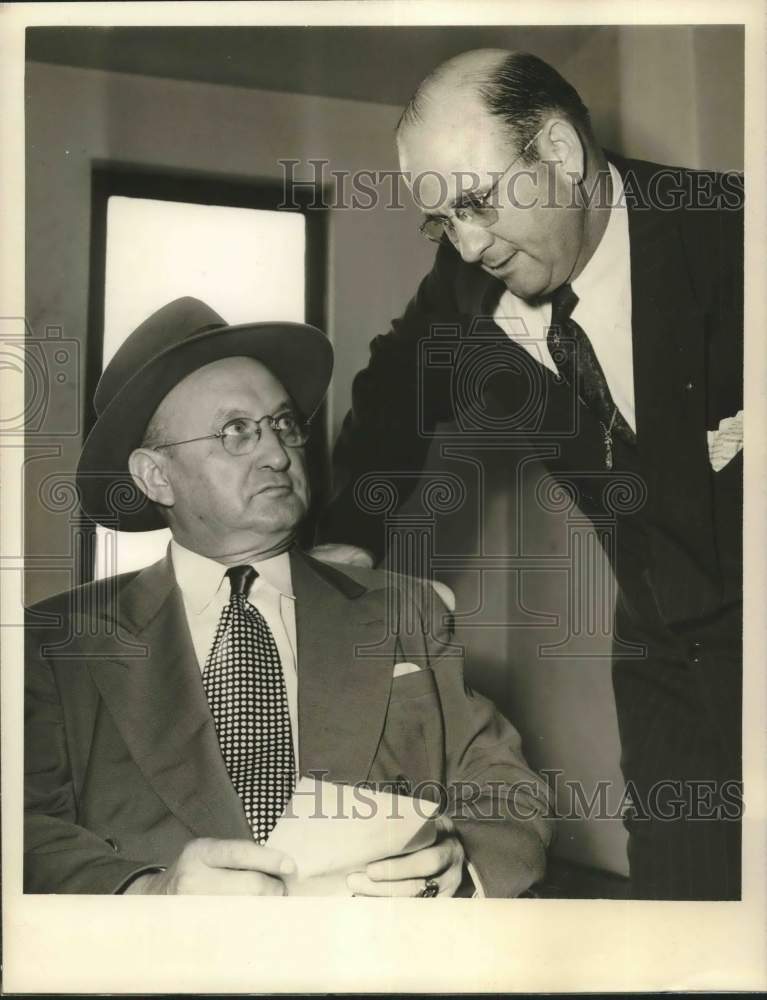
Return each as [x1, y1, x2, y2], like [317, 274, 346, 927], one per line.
[617, 25, 743, 171]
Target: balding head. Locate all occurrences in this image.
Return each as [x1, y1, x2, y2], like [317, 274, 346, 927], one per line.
[398, 48, 508, 127]
[396, 50, 609, 301]
[398, 49, 593, 161]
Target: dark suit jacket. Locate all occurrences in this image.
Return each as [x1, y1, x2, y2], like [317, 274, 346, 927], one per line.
[25, 549, 551, 896]
[318, 155, 743, 629]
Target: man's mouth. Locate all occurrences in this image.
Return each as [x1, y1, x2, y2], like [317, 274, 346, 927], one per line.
[484, 252, 516, 274]
[257, 484, 292, 496]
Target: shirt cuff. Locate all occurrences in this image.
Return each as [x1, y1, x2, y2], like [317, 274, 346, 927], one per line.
[114, 866, 167, 895]
[466, 861, 485, 898]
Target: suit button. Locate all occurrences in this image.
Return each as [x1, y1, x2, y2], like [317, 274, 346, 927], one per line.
[689, 639, 703, 664]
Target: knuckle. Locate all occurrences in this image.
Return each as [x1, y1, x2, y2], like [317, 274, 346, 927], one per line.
[181, 839, 212, 869]
[188, 837, 212, 857]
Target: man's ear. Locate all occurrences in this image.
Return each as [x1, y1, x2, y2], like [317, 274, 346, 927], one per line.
[128, 448, 174, 509]
[543, 117, 585, 185]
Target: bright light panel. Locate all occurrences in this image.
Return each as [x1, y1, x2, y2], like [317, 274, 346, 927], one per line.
[95, 196, 306, 579]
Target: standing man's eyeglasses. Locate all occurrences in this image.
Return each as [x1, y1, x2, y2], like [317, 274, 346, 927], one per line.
[418, 127, 544, 244]
[151, 411, 310, 456]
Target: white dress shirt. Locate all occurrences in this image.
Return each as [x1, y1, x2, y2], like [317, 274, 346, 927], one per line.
[170, 540, 300, 767]
[493, 161, 636, 433]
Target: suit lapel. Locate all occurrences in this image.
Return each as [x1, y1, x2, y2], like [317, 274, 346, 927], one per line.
[624, 165, 718, 579]
[291, 550, 396, 786]
[87, 552, 251, 840]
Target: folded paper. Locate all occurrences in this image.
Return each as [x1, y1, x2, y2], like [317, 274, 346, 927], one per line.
[266, 775, 439, 896]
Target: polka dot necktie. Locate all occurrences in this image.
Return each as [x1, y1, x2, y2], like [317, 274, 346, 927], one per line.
[202, 565, 296, 843]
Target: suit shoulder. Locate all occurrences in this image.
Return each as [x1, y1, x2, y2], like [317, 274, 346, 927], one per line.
[611, 153, 743, 213]
[347, 566, 454, 639]
[25, 569, 145, 623]
[316, 560, 440, 598]
[304, 558, 400, 594]
[300, 556, 450, 619]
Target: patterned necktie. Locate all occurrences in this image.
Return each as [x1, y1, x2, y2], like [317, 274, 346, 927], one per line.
[547, 283, 636, 468]
[202, 565, 295, 843]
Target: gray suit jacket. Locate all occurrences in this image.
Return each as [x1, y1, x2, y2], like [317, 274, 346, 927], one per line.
[25, 549, 551, 896]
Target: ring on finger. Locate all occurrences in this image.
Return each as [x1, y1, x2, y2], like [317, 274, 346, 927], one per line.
[416, 877, 439, 898]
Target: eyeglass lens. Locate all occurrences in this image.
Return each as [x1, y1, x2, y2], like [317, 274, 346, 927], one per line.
[221, 415, 307, 455]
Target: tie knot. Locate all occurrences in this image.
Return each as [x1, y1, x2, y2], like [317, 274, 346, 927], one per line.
[550, 282, 579, 324]
[226, 565, 257, 599]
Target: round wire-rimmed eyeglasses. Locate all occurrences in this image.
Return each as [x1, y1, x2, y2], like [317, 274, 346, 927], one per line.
[419, 127, 544, 244]
[151, 412, 310, 457]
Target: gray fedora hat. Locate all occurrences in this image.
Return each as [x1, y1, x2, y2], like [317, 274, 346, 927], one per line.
[76, 297, 333, 532]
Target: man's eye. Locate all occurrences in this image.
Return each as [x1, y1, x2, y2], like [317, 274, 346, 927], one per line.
[223, 419, 251, 436]
[457, 191, 487, 209]
[453, 194, 492, 222]
[274, 413, 298, 432]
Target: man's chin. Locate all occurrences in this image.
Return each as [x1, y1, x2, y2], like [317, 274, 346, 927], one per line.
[502, 268, 551, 301]
[248, 492, 307, 529]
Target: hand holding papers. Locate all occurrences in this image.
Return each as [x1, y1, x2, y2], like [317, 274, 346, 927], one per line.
[266, 776, 440, 896]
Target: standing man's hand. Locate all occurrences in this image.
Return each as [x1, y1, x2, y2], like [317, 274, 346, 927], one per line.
[308, 543, 375, 568]
[124, 838, 295, 895]
[345, 817, 465, 897]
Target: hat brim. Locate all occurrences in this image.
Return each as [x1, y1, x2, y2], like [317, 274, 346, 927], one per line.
[76, 321, 332, 532]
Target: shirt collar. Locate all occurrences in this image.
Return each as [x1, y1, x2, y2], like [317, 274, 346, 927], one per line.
[170, 539, 294, 615]
[493, 163, 628, 325]
[571, 162, 628, 308]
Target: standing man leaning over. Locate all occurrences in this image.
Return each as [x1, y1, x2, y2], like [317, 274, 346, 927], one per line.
[315, 50, 744, 900]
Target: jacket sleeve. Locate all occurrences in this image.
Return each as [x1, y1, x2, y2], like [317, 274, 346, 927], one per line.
[317, 244, 465, 560]
[400, 578, 554, 898]
[24, 625, 161, 894]
[438, 663, 553, 898]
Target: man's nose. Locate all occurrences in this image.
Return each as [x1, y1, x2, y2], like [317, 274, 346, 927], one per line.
[453, 218, 494, 264]
[254, 423, 291, 470]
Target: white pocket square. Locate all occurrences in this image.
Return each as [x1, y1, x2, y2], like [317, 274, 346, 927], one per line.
[707, 410, 743, 471]
[393, 661, 421, 678]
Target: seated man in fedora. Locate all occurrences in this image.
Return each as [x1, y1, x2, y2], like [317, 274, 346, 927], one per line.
[25, 297, 551, 897]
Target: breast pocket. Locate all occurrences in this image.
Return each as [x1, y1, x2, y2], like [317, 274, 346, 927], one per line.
[369, 669, 445, 795]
